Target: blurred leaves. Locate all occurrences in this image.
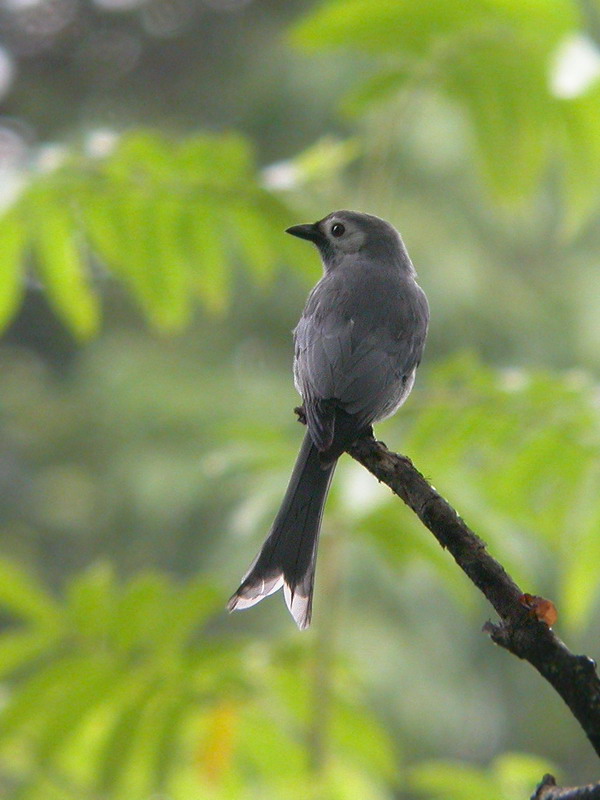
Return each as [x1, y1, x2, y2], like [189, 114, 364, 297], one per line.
[3, 0, 600, 341]
[2, 130, 301, 336]
[31, 189, 101, 338]
[410, 752, 557, 800]
[0, 559, 396, 800]
[292, 0, 573, 52]
[3, 0, 600, 345]
[292, 0, 600, 223]
[0, 211, 26, 331]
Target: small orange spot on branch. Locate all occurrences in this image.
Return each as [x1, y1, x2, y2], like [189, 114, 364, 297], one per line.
[519, 593, 558, 627]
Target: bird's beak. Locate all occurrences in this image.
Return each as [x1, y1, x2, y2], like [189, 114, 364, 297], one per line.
[285, 223, 322, 243]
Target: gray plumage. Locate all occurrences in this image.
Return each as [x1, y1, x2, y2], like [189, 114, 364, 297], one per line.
[228, 210, 429, 628]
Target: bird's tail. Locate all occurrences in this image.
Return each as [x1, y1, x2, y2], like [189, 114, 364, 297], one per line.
[227, 431, 336, 629]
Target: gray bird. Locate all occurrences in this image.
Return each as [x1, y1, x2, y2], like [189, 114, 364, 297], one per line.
[228, 210, 429, 629]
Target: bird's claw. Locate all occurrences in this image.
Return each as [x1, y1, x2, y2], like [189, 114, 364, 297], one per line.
[294, 405, 307, 425]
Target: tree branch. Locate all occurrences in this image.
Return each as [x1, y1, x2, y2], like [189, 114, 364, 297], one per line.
[532, 775, 600, 800]
[346, 433, 600, 763]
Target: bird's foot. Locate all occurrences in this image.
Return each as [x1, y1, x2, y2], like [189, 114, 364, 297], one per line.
[294, 405, 307, 425]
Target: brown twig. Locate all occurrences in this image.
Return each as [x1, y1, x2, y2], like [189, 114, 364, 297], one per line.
[345, 433, 600, 760]
[531, 775, 600, 800]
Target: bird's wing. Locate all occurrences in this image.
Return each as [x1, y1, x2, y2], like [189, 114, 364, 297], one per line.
[295, 313, 422, 438]
[294, 269, 428, 446]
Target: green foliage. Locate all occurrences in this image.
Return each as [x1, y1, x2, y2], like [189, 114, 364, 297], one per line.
[30, 188, 101, 338]
[409, 752, 557, 800]
[292, 0, 600, 223]
[0, 559, 397, 799]
[0, 211, 26, 330]
[1, 2, 599, 338]
[2, 131, 301, 336]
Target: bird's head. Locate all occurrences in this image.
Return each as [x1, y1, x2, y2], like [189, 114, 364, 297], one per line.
[286, 210, 410, 272]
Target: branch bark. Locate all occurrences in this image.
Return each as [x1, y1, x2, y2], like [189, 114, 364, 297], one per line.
[345, 433, 600, 782]
[532, 775, 600, 800]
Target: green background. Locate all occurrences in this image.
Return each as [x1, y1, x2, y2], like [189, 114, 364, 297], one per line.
[1, 0, 600, 797]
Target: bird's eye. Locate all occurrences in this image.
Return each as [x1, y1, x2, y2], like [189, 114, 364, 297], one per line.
[331, 222, 345, 238]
